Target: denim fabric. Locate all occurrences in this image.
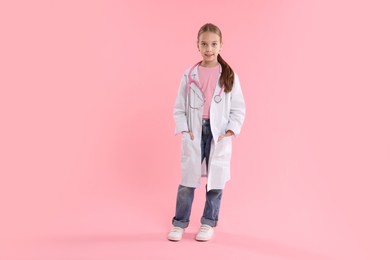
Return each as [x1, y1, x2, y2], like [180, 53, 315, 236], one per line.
[172, 185, 195, 228]
[172, 119, 224, 228]
[172, 185, 223, 228]
[201, 187, 223, 227]
[201, 119, 213, 171]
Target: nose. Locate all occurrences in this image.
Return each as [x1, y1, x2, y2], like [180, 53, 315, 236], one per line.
[206, 45, 212, 51]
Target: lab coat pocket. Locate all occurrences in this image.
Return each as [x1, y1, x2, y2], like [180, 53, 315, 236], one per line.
[213, 136, 232, 162]
[181, 133, 195, 157]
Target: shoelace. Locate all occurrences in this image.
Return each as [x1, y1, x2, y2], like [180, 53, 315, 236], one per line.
[199, 225, 212, 232]
[171, 227, 183, 233]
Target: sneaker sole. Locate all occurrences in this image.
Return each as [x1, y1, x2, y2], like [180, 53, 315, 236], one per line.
[195, 236, 212, 241]
[168, 238, 181, 242]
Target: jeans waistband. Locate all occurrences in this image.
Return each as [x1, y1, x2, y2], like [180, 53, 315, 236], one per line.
[202, 118, 210, 125]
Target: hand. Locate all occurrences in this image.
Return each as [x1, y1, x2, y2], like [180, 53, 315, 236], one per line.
[218, 130, 234, 142]
[217, 135, 226, 142]
[182, 131, 194, 140]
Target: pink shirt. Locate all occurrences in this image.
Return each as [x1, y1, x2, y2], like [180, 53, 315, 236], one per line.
[198, 64, 220, 119]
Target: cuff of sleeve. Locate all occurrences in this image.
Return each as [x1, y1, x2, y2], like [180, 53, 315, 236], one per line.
[175, 123, 189, 135]
[226, 122, 241, 136]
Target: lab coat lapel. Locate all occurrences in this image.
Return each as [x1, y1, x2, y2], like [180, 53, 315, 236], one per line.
[189, 66, 203, 98]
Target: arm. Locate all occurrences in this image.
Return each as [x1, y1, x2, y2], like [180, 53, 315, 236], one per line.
[173, 74, 189, 135]
[226, 73, 246, 137]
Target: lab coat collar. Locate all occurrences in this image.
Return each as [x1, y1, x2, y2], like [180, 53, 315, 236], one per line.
[189, 62, 222, 77]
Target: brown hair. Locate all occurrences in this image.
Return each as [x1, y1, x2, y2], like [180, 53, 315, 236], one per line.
[197, 23, 234, 93]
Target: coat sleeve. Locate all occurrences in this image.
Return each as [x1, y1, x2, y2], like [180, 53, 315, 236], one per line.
[226, 73, 246, 136]
[173, 74, 189, 135]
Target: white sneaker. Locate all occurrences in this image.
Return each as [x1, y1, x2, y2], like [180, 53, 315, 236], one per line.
[195, 224, 214, 241]
[167, 226, 184, 241]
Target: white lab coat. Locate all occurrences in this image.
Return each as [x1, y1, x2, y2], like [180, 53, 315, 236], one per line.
[173, 64, 246, 191]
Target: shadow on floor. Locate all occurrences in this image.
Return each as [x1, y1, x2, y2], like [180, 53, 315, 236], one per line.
[42, 231, 333, 260]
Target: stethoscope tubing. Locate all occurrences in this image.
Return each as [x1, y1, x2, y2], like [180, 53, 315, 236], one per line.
[185, 61, 224, 132]
[186, 61, 224, 107]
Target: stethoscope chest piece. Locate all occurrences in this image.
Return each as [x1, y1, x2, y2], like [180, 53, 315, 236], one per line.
[214, 95, 222, 103]
[186, 61, 225, 109]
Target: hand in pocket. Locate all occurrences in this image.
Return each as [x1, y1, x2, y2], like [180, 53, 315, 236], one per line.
[182, 131, 194, 140]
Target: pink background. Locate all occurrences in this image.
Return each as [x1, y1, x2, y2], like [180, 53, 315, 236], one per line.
[1, 0, 389, 259]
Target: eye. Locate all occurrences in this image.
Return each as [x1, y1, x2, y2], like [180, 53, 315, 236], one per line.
[212, 43, 217, 47]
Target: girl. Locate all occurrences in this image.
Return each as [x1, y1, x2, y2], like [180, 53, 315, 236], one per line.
[168, 23, 246, 241]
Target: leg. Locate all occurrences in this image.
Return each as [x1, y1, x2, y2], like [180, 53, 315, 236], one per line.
[201, 119, 213, 171]
[172, 185, 195, 228]
[201, 186, 223, 227]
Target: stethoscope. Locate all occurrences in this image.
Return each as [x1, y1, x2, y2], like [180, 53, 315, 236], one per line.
[185, 61, 224, 132]
[186, 61, 224, 110]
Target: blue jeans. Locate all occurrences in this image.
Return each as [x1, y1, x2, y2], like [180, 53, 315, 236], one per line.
[201, 119, 213, 171]
[172, 119, 223, 228]
[172, 185, 223, 228]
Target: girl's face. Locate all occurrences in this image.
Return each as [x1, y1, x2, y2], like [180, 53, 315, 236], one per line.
[197, 31, 223, 66]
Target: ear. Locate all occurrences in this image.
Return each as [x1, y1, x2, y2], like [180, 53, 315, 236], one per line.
[196, 41, 200, 51]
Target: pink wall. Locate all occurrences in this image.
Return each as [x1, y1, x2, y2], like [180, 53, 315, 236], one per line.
[1, 0, 389, 259]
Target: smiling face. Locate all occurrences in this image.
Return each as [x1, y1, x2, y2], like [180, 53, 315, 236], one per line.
[197, 31, 223, 67]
